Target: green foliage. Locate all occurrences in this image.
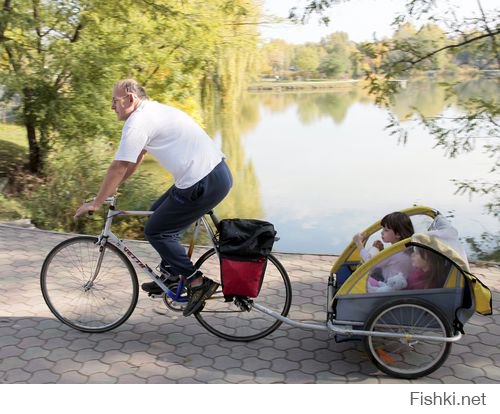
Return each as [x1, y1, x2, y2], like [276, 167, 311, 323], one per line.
[1, 0, 262, 173]
[0, 124, 28, 218]
[259, 2, 498, 81]
[27, 138, 162, 238]
[0, 193, 28, 220]
[454, 33, 499, 69]
[292, 45, 321, 73]
[318, 32, 357, 78]
[0, 124, 27, 148]
[288, 0, 339, 25]
[416, 24, 449, 70]
[28, 138, 112, 233]
[0, 138, 28, 178]
[257, 39, 293, 77]
[318, 53, 351, 77]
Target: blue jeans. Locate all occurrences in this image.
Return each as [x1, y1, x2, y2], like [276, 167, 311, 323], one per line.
[144, 160, 232, 279]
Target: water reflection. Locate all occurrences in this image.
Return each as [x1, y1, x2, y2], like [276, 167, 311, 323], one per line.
[204, 104, 263, 220]
[257, 87, 367, 125]
[207, 80, 498, 255]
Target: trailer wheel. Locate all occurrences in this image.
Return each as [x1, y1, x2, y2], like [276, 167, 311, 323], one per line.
[364, 298, 453, 379]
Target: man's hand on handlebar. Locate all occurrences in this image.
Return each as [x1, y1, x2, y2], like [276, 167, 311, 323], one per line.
[74, 201, 97, 219]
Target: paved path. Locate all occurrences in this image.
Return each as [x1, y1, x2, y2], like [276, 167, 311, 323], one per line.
[0, 224, 499, 384]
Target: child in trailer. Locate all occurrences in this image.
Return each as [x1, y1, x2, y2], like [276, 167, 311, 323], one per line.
[407, 247, 450, 290]
[360, 212, 415, 293]
[353, 211, 414, 261]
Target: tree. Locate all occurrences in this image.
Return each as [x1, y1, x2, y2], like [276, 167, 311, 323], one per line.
[318, 53, 350, 77]
[292, 44, 321, 74]
[416, 24, 449, 71]
[259, 39, 293, 77]
[318, 32, 357, 78]
[203, 0, 261, 110]
[296, 1, 499, 74]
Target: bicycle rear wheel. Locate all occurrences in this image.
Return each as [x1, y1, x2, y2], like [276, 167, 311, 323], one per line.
[41, 236, 139, 333]
[194, 249, 292, 342]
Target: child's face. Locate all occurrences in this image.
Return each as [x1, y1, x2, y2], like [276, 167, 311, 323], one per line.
[381, 226, 400, 244]
[411, 250, 429, 271]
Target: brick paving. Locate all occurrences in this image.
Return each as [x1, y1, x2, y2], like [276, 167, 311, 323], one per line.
[0, 224, 499, 384]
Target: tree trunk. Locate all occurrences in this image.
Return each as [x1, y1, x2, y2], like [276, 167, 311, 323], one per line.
[26, 121, 42, 174]
[22, 87, 43, 174]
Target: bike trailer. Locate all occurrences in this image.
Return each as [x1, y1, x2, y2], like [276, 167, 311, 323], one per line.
[330, 208, 492, 337]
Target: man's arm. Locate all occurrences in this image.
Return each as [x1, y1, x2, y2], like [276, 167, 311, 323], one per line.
[120, 149, 147, 184]
[93, 160, 130, 206]
[74, 160, 132, 218]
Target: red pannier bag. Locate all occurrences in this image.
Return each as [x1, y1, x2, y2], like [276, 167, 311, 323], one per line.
[220, 256, 268, 298]
[218, 219, 276, 298]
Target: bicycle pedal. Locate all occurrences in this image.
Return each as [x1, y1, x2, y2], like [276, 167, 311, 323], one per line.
[148, 293, 164, 299]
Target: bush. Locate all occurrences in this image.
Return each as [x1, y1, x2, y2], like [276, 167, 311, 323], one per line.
[0, 139, 28, 179]
[28, 138, 166, 238]
[0, 194, 29, 221]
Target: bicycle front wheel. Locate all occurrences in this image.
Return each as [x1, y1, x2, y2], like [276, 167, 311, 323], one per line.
[41, 236, 139, 333]
[194, 249, 292, 342]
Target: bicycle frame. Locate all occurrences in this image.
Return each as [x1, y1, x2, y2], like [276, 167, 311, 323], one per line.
[92, 197, 219, 303]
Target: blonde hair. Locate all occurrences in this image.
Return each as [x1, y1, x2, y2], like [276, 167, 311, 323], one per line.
[114, 79, 148, 99]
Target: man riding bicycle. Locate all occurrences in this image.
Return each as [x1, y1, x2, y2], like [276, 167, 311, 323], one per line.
[74, 79, 233, 317]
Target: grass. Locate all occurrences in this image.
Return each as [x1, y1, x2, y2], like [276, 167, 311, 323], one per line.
[0, 123, 27, 147]
[0, 123, 29, 220]
[0, 123, 28, 168]
[0, 124, 28, 177]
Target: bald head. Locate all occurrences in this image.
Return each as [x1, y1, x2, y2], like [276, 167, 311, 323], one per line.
[111, 79, 148, 121]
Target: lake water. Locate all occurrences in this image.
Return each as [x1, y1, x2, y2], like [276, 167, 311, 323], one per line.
[208, 80, 499, 256]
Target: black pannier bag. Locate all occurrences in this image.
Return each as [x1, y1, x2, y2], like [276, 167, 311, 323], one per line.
[218, 219, 276, 298]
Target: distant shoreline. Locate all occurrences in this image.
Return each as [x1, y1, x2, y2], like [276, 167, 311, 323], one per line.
[248, 79, 363, 91]
[248, 71, 498, 92]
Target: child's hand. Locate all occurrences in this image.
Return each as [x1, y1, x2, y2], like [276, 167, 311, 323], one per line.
[353, 232, 366, 245]
[373, 240, 384, 251]
[353, 232, 368, 252]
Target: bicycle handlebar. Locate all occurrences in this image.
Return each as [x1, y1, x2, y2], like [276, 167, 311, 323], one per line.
[80, 196, 116, 217]
[103, 196, 116, 206]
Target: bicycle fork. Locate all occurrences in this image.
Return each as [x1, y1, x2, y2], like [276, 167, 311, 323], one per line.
[82, 243, 108, 291]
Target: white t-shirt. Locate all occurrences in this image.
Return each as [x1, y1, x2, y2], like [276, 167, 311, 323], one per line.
[115, 100, 224, 189]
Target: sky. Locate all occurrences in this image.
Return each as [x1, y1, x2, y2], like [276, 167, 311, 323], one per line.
[259, 0, 498, 44]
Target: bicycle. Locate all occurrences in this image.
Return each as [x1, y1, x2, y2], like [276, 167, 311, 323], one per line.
[40, 196, 292, 342]
[40, 199, 491, 378]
